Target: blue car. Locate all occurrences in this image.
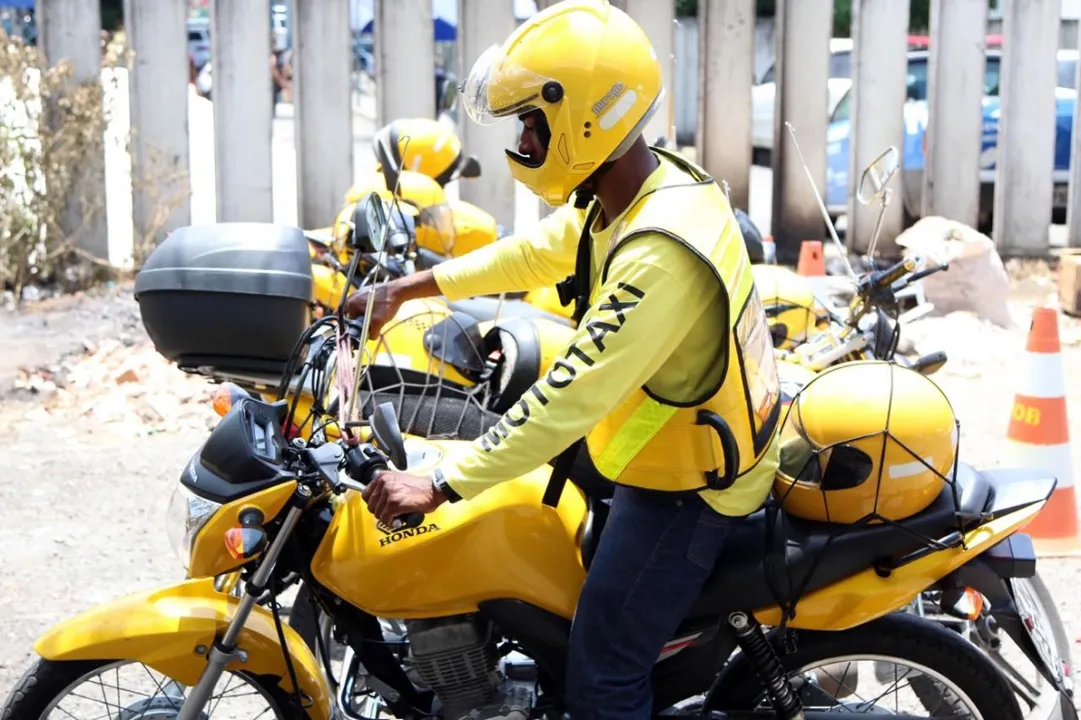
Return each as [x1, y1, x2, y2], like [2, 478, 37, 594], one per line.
[826, 47, 1078, 230]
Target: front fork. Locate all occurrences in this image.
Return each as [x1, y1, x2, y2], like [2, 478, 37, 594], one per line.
[177, 501, 307, 720]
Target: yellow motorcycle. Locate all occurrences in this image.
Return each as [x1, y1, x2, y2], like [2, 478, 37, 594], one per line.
[14, 191, 1073, 720]
[767, 131, 1075, 707]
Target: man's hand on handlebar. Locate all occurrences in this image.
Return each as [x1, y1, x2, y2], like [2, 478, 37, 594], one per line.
[361, 469, 447, 527]
[344, 283, 405, 339]
[344, 269, 444, 339]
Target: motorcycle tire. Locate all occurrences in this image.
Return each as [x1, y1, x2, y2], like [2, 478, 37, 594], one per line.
[1, 657, 308, 720]
[909, 571, 1072, 714]
[706, 612, 1023, 720]
[289, 581, 323, 654]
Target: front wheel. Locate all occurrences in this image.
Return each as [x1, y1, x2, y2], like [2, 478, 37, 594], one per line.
[707, 612, 1023, 719]
[2, 657, 307, 719]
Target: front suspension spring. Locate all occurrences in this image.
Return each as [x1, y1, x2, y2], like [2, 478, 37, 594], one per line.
[728, 612, 804, 720]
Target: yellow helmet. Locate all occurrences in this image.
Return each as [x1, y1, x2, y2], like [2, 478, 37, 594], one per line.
[751, 265, 832, 350]
[364, 298, 479, 388]
[447, 199, 500, 257]
[773, 361, 959, 524]
[373, 118, 475, 188]
[460, 0, 663, 206]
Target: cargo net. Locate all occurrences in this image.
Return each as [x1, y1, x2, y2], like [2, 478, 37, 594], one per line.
[759, 289, 833, 351]
[761, 366, 973, 628]
[278, 304, 503, 444]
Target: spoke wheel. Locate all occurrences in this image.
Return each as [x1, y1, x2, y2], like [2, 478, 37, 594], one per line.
[2, 657, 308, 720]
[706, 613, 1024, 719]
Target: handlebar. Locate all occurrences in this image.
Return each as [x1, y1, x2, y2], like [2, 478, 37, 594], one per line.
[863, 256, 919, 295]
[342, 444, 425, 530]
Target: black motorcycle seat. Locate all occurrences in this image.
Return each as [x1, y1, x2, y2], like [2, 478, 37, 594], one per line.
[446, 296, 573, 328]
[683, 461, 996, 618]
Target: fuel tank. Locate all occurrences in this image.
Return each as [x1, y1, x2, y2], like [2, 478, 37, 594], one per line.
[311, 437, 590, 620]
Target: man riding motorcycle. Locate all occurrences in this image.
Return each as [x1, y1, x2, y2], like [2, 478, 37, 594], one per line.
[345, 1, 781, 718]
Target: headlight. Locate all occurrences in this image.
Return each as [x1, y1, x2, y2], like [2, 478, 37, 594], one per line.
[166, 482, 222, 571]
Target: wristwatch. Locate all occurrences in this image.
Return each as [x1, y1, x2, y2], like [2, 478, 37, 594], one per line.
[432, 468, 462, 503]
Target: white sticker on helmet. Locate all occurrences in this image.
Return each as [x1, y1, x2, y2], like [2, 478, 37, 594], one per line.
[887, 456, 935, 479]
[599, 89, 638, 131]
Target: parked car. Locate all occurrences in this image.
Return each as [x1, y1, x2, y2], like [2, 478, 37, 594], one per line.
[187, 19, 211, 72]
[825, 47, 1078, 231]
[751, 38, 854, 161]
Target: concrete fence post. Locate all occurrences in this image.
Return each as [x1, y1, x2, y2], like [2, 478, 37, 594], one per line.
[696, 0, 755, 211]
[374, 0, 435, 126]
[922, 0, 988, 230]
[771, 0, 833, 264]
[293, 0, 353, 229]
[1068, 25, 1081, 247]
[622, 0, 676, 147]
[847, 0, 909, 257]
[992, 0, 1060, 256]
[124, 0, 191, 246]
[211, 0, 274, 222]
[39, 0, 109, 260]
[457, 0, 517, 232]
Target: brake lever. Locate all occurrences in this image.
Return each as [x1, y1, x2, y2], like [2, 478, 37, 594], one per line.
[903, 262, 949, 285]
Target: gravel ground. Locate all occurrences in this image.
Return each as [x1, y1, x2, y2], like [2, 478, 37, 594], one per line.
[1, 268, 1080, 702]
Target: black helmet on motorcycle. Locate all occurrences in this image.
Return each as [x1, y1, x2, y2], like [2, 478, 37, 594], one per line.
[735, 208, 764, 263]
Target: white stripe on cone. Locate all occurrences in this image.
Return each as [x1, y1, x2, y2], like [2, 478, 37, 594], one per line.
[1002, 440, 1076, 490]
[1012, 352, 1068, 399]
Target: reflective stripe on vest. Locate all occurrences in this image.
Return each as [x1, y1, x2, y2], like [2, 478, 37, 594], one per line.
[590, 222, 760, 481]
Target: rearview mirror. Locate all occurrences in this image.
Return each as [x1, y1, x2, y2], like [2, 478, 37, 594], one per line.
[457, 155, 481, 179]
[856, 146, 900, 206]
[910, 350, 948, 376]
[364, 193, 389, 253]
[371, 402, 408, 470]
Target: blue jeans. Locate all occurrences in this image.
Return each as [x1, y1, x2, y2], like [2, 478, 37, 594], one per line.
[565, 485, 735, 720]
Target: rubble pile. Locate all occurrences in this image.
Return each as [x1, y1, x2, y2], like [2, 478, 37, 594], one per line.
[12, 338, 219, 433]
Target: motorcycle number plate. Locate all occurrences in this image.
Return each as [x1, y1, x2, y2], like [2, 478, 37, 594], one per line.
[1010, 577, 1067, 690]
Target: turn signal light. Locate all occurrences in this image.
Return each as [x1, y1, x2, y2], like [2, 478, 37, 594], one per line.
[224, 526, 268, 560]
[951, 587, 985, 621]
[211, 382, 249, 417]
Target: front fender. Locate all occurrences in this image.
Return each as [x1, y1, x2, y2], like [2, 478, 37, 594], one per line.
[34, 578, 332, 720]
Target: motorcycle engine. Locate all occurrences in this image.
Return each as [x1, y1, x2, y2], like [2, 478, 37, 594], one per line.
[405, 615, 534, 720]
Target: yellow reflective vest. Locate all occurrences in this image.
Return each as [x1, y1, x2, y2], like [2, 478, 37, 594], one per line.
[581, 148, 782, 494]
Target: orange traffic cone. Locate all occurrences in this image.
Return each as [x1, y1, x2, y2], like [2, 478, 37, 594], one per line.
[1004, 307, 1079, 557]
[797, 240, 825, 276]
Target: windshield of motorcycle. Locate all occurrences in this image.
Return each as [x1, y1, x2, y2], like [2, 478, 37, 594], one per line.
[416, 202, 457, 256]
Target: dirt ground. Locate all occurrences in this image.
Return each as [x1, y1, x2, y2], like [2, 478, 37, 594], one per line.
[1, 262, 1081, 699]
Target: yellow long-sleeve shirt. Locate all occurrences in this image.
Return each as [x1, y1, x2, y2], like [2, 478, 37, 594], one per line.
[431, 156, 778, 516]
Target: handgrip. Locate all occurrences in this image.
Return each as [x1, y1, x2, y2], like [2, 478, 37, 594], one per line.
[696, 410, 740, 491]
[391, 512, 426, 530]
[873, 256, 919, 290]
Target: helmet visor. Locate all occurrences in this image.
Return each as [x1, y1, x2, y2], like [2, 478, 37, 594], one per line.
[416, 202, 457, 255]
[461, 44, 554, 126]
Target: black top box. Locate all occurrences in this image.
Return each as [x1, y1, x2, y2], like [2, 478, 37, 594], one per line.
[134, 223, 314, 377]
